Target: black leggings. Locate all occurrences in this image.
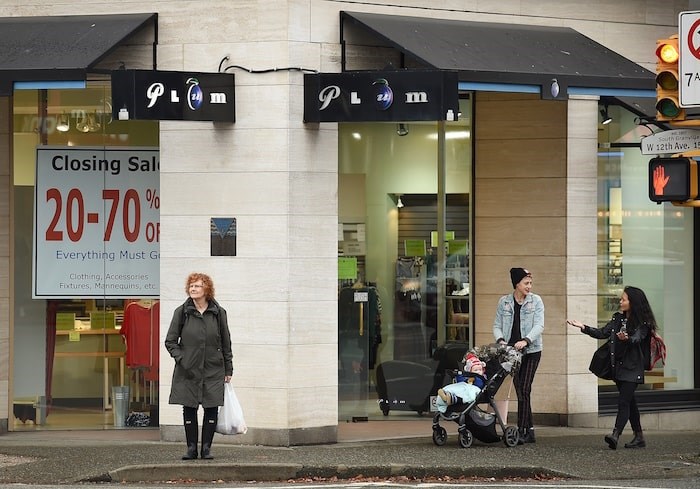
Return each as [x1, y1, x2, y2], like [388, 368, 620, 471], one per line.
[614, 380, 641, 433]
[513, 351, 541, 430]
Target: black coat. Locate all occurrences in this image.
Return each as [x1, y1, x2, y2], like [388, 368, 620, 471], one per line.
[165, 298, 233, 408]
[582, 312, 649, 384]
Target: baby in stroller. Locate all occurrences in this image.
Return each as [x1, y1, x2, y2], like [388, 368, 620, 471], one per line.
[435, 352, 486, 413]
[432, 344, 522, 448]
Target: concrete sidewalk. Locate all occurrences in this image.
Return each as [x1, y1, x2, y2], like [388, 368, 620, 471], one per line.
[0, 425, 699, 484]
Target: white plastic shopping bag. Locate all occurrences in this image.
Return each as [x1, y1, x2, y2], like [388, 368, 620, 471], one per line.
[216, 383, 247, 435]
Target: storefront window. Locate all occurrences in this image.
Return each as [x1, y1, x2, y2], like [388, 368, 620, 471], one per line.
[337, 98, 472, 420]
[11, 84, 160, 430]
[597, 103, 692, 392]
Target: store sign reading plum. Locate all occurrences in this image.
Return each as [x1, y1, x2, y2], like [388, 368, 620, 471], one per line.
[33, 147, 160, 298]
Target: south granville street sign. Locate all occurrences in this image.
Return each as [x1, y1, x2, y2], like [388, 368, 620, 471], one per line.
[111, 70, 235, 122]
[641, 128, 700, 155]
[304, 70, 459, 123]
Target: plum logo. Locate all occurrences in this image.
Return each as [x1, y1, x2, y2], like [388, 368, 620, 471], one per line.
[373, 78, 393, 110]
[186, 77, 203, 111]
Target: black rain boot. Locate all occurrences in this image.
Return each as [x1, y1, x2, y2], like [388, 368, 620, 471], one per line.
[624, 431, 646, 448]
[604, 428, 621, 450]
[182, 420, 198, 460]
[200, 412, 218, 459]
[522, 427, 536, 443]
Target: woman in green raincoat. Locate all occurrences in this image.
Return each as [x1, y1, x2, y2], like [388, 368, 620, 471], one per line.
[165, 272, 233, 460]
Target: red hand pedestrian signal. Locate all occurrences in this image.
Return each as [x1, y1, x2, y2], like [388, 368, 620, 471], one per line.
[652, 165, 670, 196]
[648, 157, 697, 202]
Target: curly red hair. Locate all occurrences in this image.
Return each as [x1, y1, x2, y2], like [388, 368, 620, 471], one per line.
[185, 272, 215, 300]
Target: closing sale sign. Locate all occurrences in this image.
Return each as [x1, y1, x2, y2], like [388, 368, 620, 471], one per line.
[33, 147, 160, 298]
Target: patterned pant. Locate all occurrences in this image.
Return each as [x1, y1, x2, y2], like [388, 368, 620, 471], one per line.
[513, 351, 541, 429]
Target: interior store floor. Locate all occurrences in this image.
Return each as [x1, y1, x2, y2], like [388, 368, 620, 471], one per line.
[12, 400, 440, 440]
[13, 406, 118, 431]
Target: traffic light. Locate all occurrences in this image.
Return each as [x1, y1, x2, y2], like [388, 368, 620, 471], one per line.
[655, 37, 685, 122]
[648, 157, 698, 202]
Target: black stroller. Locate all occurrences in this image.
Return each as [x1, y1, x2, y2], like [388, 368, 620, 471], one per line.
[431, 344, 521, 448]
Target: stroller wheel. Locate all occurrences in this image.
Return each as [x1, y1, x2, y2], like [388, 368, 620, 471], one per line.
[458, 429, 473, 448]
[504, 426, 520, 447]
[432, 426, 448, 446]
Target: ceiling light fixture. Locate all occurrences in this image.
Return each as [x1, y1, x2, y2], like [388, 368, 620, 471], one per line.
[56, 112, 70, 132]
[75, 111, 90, 133]
[600, 105, 612, 125]
[427, 130, 471, 140]
[397, 195, 404, 208]
[87, 111, 102, 133]
[396, 123, 409, 136]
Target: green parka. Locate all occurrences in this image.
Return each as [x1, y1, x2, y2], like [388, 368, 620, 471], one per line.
[165, 298, 233, 408]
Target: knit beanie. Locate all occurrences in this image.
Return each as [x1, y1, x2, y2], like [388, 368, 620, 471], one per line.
[463, 352, 485, 374]
[510, 267, 531, 288]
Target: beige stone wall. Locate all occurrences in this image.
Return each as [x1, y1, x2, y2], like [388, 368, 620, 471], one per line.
[565, 96, 601, 426]
[152, 6, 339, 443]
[473, 92, 569, 419]
[0, 96, 9, 432]
[472, 93, 602, 424]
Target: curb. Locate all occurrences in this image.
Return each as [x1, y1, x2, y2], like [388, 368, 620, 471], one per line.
[109, 463, 303, 483]
[106, 463, 573, 483]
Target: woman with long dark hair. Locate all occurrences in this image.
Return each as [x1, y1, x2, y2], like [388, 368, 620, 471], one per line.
[567, 286, 657, 449]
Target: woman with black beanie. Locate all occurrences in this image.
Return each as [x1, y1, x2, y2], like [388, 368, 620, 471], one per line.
[493, 267, 545, 444]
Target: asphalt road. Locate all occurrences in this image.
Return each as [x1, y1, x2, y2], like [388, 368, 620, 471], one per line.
[0, 428, 698, 485]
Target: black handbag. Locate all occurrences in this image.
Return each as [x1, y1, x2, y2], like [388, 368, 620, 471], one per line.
[589, 341, 613, 380]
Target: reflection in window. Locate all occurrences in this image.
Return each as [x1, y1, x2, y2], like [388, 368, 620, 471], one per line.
[597, 103, 692, 391]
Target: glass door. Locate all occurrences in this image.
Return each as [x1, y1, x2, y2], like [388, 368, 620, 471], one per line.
[337, 97, 473, 421]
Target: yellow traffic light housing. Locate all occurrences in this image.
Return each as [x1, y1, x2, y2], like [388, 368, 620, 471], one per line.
[655, 37, 686, 122]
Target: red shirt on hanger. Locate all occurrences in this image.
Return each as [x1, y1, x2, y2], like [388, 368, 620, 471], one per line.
[121, 301, 159, 380]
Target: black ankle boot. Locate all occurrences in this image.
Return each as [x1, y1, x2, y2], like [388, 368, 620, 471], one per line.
[522, 427, 536, 443]
[624, 431, 646, 448]
[517, 427, 526, 445]
[604, 428, 621, 450]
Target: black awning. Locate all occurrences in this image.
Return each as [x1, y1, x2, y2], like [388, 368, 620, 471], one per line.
[341, 11, 654, 93]
[0, 13, 157, 93]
